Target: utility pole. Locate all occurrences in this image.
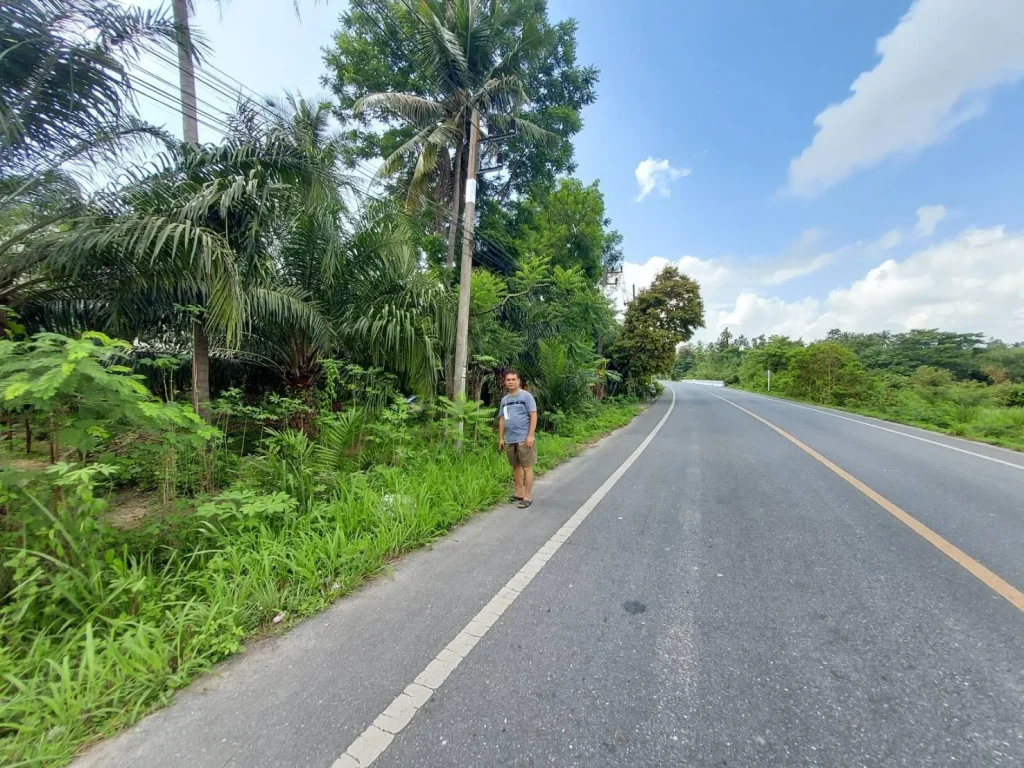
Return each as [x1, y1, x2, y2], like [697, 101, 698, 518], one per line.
[597, 266, 623, 358]
[452, 108, 481, 402]
[172, 0, 200, 144]
[444, 118, 466, 285]
[172, 0, 211, 420]
[767, 368, 772, 392]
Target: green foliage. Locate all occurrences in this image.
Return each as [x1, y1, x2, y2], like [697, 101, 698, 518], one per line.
[532, 337, 596, 418]
[717, 326, 1024, 450]
[976, 343, 1024, 383]
[786, 342, 869, 405]
[0, 0, 188, 337]
[324, 0, 598, 198]
[518, 179, 618, 283]
[434, 393, 492, 444]
[0, 332, 215, 464]
[824, 328, 987, 379]
[612, 266, 705, 389]
[0, 0, 184, 172]
[0, 398, 639, 766]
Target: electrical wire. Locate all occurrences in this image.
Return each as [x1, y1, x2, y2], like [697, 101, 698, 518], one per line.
[117, 2, 528, 275]
[122, 58, 522, 275]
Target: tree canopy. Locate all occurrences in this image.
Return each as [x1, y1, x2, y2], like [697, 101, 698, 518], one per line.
[613, 266, 705, 384]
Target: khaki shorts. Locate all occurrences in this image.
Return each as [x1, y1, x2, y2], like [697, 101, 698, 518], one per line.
[506, 441, 536, 468]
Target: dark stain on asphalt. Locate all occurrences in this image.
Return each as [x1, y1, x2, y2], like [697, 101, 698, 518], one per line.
[623, 600, 647, 614]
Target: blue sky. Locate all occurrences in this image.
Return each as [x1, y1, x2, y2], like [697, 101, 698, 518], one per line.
[133, 0, 1024, 342]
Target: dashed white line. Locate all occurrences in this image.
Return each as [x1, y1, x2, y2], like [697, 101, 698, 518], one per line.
[722, 389, 1024, 472]
[330, 386, 677, 767]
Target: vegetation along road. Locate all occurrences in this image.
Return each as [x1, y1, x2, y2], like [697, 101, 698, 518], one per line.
[76, 382, 1024, 767]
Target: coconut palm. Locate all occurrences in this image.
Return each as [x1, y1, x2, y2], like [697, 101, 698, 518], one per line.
[353, 0, 554, 278]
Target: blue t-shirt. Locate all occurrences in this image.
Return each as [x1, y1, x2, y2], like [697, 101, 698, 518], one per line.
[500, 390, 537, 444]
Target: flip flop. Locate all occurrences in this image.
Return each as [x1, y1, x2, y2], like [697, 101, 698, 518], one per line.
[517, 499, 532, 509]
[510, 494, 524, 503]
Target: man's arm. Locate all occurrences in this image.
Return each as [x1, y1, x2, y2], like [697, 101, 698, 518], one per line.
[525, 394, 538, 447]
[498, 413, 506, 450]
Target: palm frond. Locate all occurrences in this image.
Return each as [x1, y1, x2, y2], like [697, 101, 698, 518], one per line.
[414, 0, 471, 90]
[353, 92, 446, 125]
[486, 113, 559, 145]
[247, 285, 333, 354]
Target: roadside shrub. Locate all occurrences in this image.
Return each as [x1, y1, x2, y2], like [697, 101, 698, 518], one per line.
[0, 397, 641, 766]
[995, 384, 1024, 408]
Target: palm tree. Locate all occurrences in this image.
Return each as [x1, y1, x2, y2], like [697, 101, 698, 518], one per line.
[335, 200, 454, 394]
[235, 96, 453, 394]
[29, 119, 337, 414]
[0, 0, 186, 333]
[167, 0, 331, 416]
[353, 0, 553, 280]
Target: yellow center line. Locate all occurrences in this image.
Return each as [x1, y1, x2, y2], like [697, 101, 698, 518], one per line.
[713, 393, 1024, 614]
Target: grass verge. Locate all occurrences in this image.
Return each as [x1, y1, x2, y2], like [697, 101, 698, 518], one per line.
[732, 386, 1024, 453]
[0, 402, 641, 767]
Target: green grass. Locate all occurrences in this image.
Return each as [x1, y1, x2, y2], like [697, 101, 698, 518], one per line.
[733, 386, 1024, 452]
[0, 402, 640, 767]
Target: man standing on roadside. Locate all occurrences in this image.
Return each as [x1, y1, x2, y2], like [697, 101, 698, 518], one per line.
[498, 370, 538, 508]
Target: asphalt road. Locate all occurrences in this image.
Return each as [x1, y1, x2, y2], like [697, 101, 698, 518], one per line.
[77, 383, 1024, 768]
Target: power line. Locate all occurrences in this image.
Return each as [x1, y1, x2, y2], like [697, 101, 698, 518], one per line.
[146, 47, 261, 114]
[121, 20, 527, 275]
[132, 74, 236, 136]
[125, 66, 521, 276]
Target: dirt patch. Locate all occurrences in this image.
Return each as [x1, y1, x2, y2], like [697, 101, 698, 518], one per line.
[0, 457, 50, 472]
[104, 489, 165, 529]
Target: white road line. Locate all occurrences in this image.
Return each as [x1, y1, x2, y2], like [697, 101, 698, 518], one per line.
[331, 386, 678, 768]
[721, 389, 1024, 472]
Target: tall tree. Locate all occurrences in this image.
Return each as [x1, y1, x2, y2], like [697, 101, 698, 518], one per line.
[324, 0, 597, 272]
[350, 0, 553, 277]
[612, 267, 705, 385]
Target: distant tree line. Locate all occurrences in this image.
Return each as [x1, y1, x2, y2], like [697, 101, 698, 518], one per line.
[674, 329, 1024, 448]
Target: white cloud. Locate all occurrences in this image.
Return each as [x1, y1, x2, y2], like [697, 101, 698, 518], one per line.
[617, 255, 729, 314]
[877, 229, 903, 250]
[709, 226, 1024, 342]
[619, 217, 1024, 345]
[635, 157, 691, 202]
[763, 253, 835, 286]
[758, 229, 834, 286]
[914, 204, 947, 236]
[787, 0, 1024, 196]
[715, 294, 823, 340]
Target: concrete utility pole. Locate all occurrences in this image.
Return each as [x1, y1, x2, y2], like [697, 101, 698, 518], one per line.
[444, 120, 466, 284]
[172, 0, 211, 420]
[767, 368, 772, 392]
[597, 267, 623, 358]
[172, 0, 200, 144]
[452, 108, 481, 401]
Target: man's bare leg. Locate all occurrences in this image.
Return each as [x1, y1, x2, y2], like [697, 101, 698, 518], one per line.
[514, 465, 525, 499]
[523, 467, 533, 502]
